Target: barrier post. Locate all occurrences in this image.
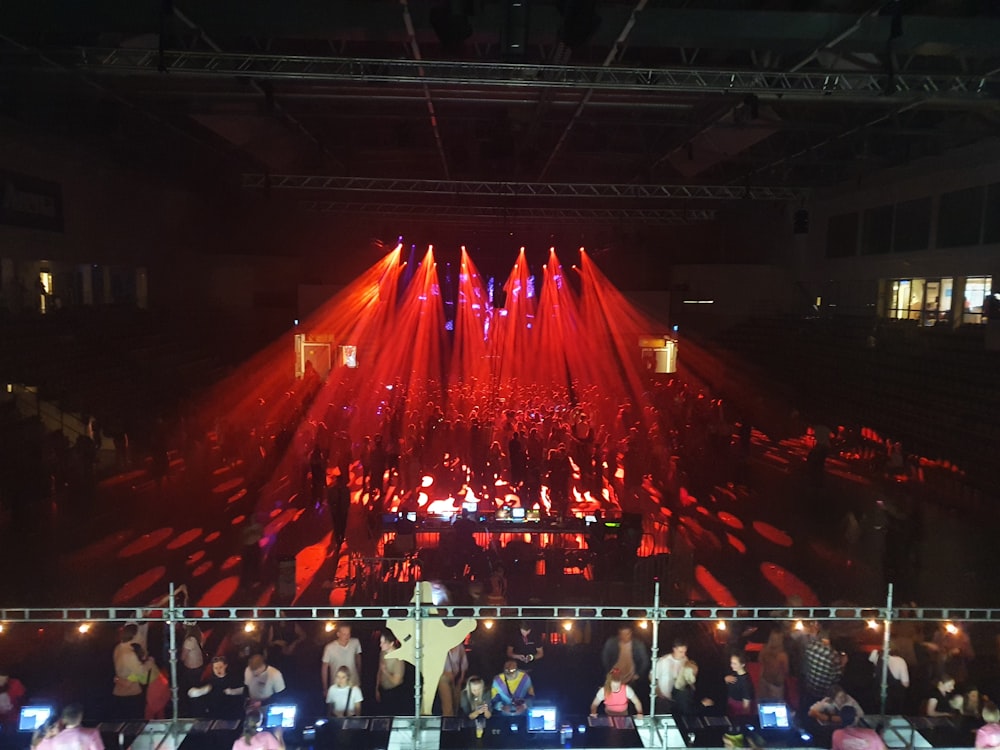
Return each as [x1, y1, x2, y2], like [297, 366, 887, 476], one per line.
[879, 582, 894, 716]
[413, 582, 423, 749]
[167, 582, 179, 722]
[649, 578, 661, 745]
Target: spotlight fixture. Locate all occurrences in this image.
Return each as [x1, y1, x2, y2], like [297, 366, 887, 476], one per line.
[637, 620, 649, 630]
[867, 619, 879, 630]
[716, 620, 727, 631]
[325, 622, 335, 633]
[483, 620, 494, 630]
[562, 621, 573, 632]
[244, 621, 257, 633]
[78, 623, 91, 634]
[944, 621, 959, 635]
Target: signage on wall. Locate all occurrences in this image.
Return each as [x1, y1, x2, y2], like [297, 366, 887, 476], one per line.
[0, 169, 64, 232]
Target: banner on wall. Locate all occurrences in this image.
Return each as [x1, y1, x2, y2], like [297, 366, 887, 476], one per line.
[0, 169, 64, 232]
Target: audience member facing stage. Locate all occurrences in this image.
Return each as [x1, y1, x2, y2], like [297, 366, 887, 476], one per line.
[461, 677, 492, 721]
[244, 654, 286, 709]
[491, 659, 535, 715]
[321, 623, 363, 695]
[590, 669, 643, 717]
[326, 666, 363, 718]
[234, 710, 284, 750]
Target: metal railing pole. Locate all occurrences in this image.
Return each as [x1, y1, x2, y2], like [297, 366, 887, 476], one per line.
[649, 578, 661, 744]
[413, 582, 423, 749]
[168, 582, 179, 722]
[879, 582, 893, 717]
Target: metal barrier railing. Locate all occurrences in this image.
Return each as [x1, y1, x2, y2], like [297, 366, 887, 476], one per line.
[3, 583, 995, 749]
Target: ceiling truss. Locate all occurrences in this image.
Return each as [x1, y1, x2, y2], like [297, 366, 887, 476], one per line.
[243, 174, 807, 201]
[69, 48, 1000, 104]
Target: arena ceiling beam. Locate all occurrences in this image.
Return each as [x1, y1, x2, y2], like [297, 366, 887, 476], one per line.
[242, 174, 808, 202]
[65, 48, 1000, 105]
[297, 202, 718, 225]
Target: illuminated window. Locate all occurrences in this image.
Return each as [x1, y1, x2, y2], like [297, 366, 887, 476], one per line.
[963, 276, 993, 324]
[39, 271, 53, 314]
[887, 277, 952, 325]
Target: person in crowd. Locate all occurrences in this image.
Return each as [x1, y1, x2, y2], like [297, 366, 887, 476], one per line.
[321, 623, 363, 695]
[653, 638, 696, 715]
[831, 713, 887, 750]
[326, 666, 363, 718]
[602, 625, 649, 687]
[438, 641, 468, 718]
[925, 674, 962, 717]
[233, 709, 284, 750]
[491, 659, 535, 715]
[461, 677, 492, 721]
[590, 669, 644, 717]
[188, 656, 246, 718]
[244, 653, 286, 709]
[869, 641, 910, 714]
[724, 651, 755, 720]
[506, 621, 544, 669]
[0, 669, 27, 729]
[801, 629, 844, 716]
[30, 717, 60, 750]
[375, 630, 406, 715]
[49, 705, 103, 750]
[757, 629, 789, 702]
[130, 645, 170, 721]
[327, 472, 351, 552]
[975, 701, 1000, 749]
[112, 622, 150, 719]
[179, 623, 206, 694]
[808, 685, 864, 727]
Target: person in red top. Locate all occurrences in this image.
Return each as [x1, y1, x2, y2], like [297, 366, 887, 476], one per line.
[0, 670, 26, 729]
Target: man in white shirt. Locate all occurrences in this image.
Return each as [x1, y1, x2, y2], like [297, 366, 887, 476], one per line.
[244, 654, 286, 707]
[652, 639, 696, 714]
[321, 624, 363, 694]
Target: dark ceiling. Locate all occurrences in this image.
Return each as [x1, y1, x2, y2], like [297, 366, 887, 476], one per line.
[1, 0, 999, 234]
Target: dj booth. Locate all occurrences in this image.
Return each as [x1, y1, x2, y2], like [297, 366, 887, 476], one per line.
[9, 702, 983, 750]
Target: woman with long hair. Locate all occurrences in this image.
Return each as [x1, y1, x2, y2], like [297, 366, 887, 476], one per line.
[460, 677, 492, 721]
[590, 669, 643, 717]
[233, 710, 284, 750]
[758, 629, 789, 703]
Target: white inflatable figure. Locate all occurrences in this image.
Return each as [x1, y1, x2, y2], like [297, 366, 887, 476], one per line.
[387, 581, 477, 714]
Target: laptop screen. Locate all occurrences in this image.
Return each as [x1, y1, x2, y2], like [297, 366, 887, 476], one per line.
[527, 706, 557, 732]
[758, 703, 790, 729]
[263, 704, 297, 730]
[18, 707, 54, 732]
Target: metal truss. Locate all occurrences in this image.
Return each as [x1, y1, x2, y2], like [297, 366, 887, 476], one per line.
[72, 48, 1000, 102]
[299, 201, 717, 224]
[244, 174, 806, 202]
[2, 604, 997, 624]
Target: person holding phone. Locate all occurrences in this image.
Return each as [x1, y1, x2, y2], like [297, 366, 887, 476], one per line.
[491, 660, 534, 715]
